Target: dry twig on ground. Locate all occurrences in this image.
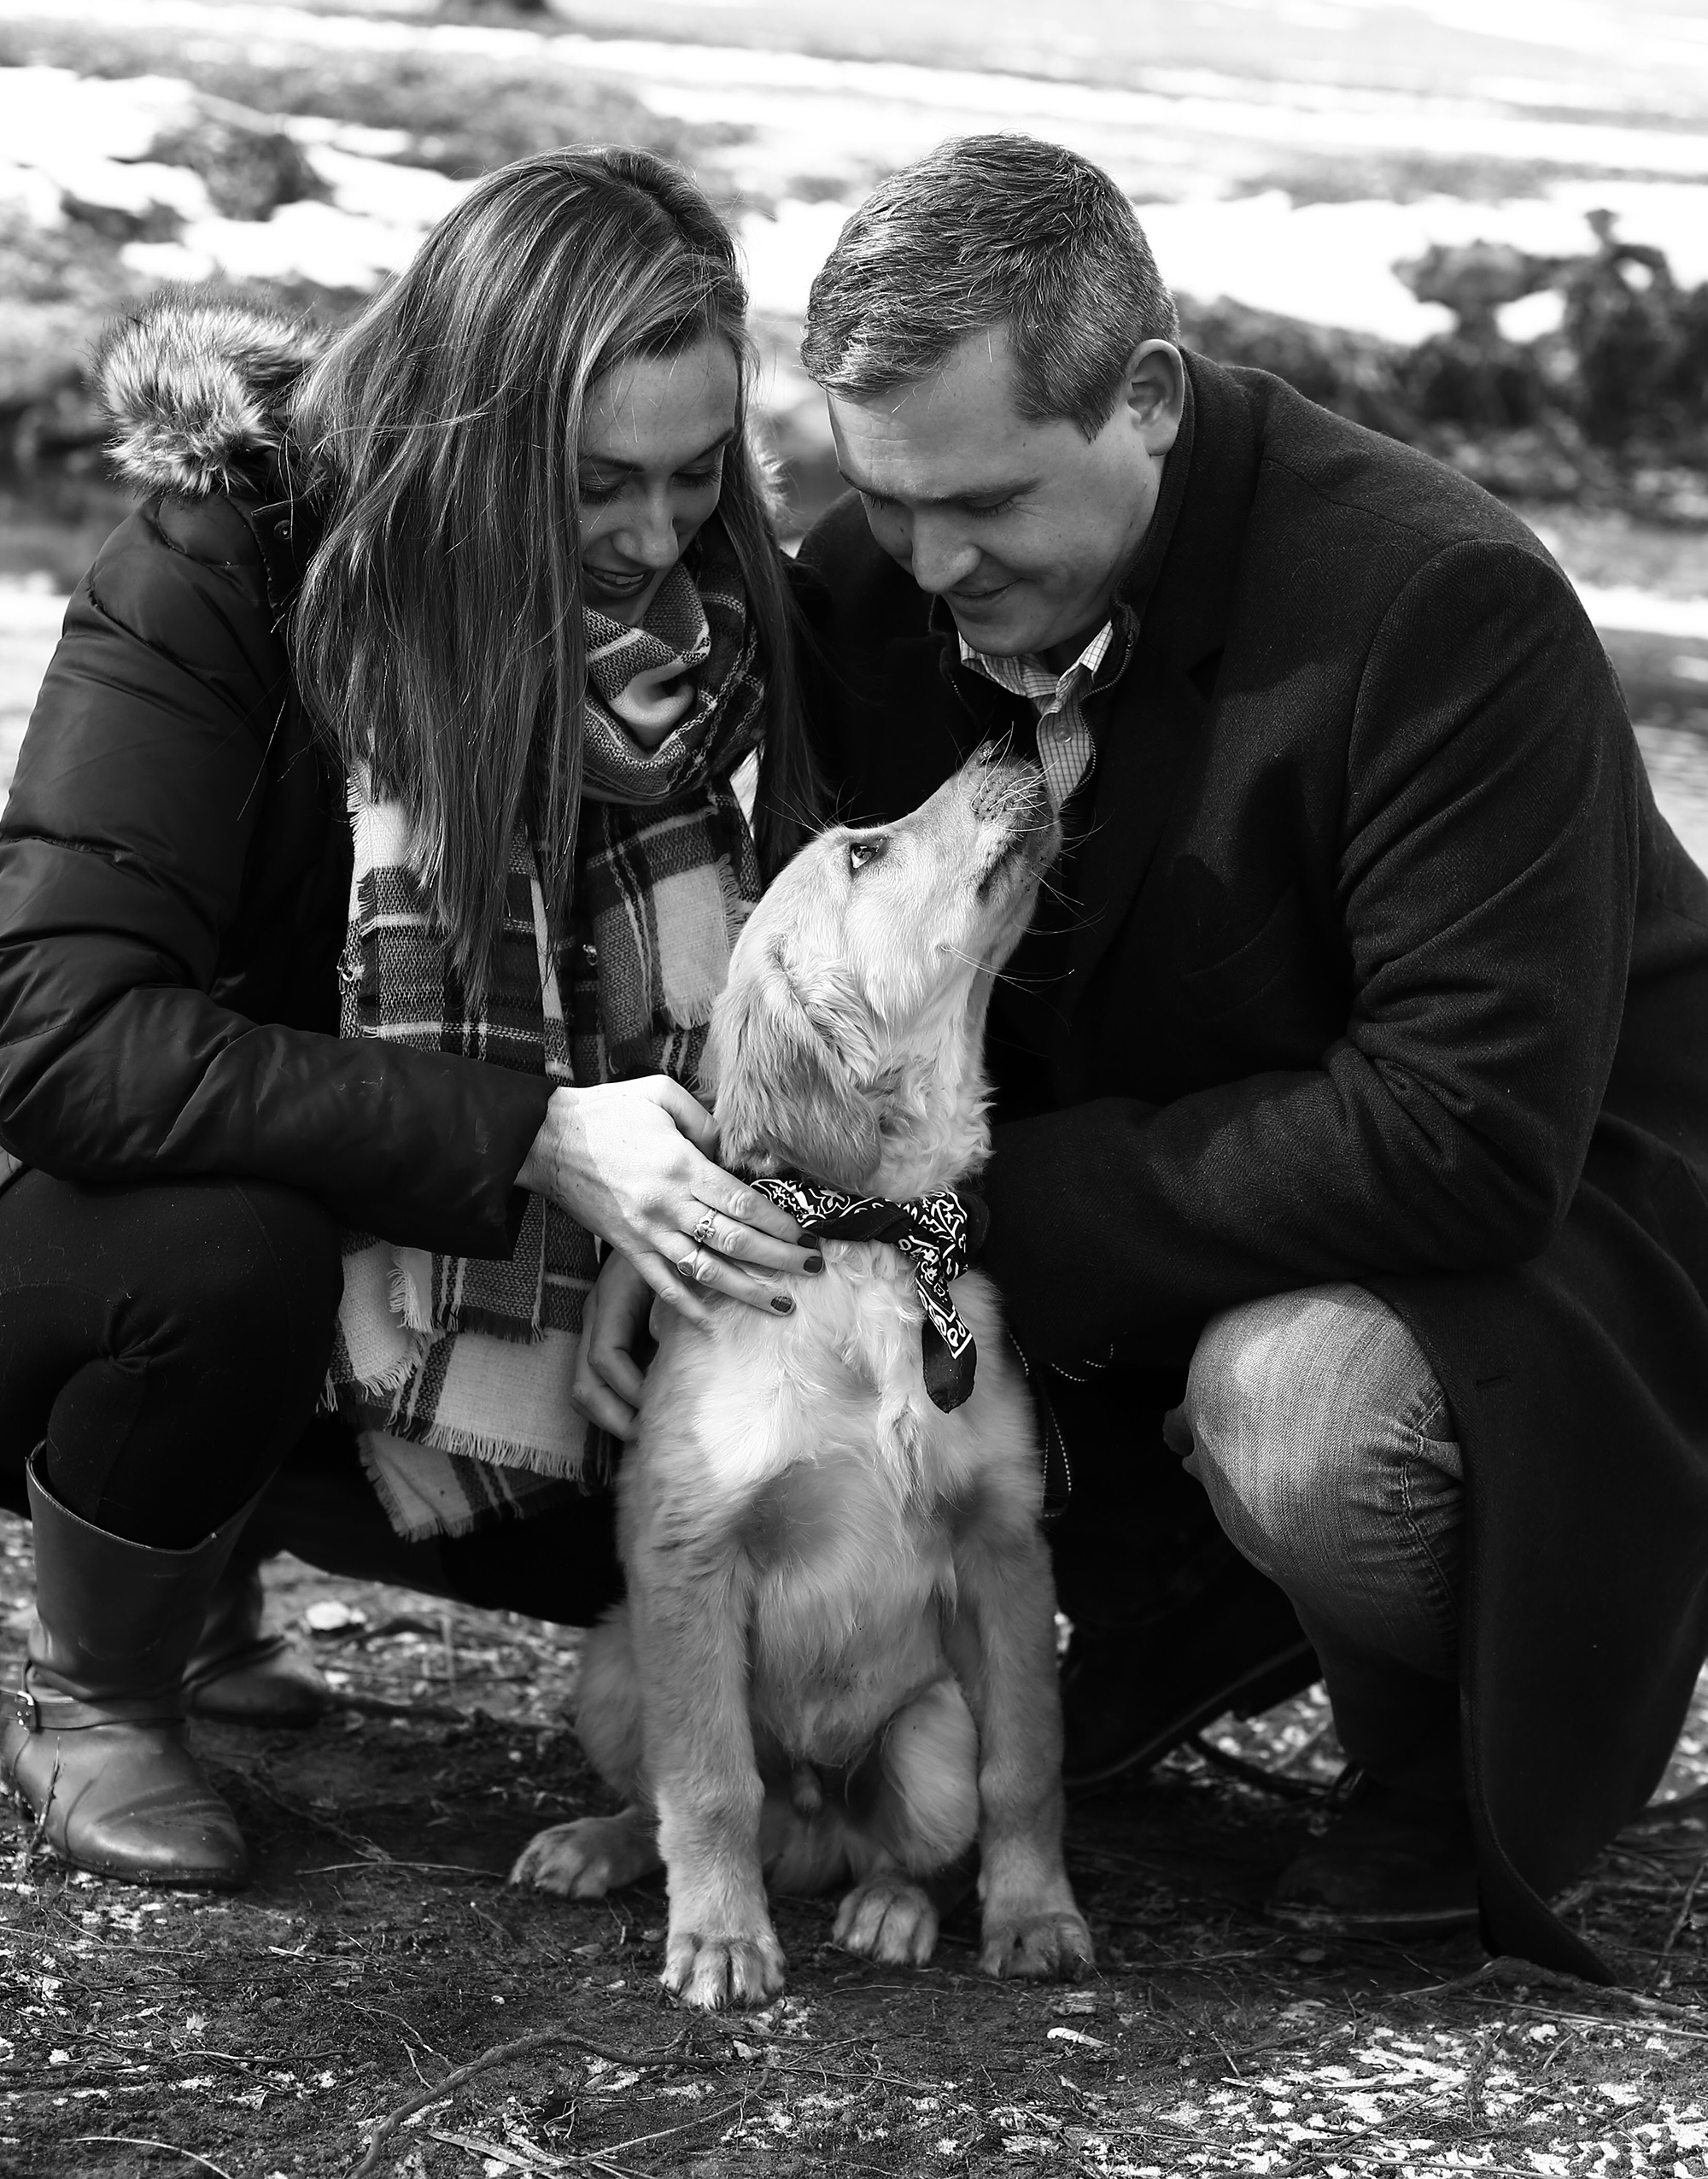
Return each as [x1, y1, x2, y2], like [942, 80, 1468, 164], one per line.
[346, 2026, 724, 2179]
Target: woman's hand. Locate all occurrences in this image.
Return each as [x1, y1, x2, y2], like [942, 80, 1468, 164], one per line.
[570, 1250, 654, 1441]
[516, 1076, 818, 1325]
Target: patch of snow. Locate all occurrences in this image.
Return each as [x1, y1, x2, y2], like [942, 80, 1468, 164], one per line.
[1575, 585, 1708, 638]
[739, 181, 1708, 347]
[0, 160, 63, 228]
[740, 199, 857, 319]
[43, 154, 210, 222]
[120, 239, 218, 284]
[1545, 177, 1708, 290]
[147, 196, 451, 289]
[1499, 289, 1567, 342]
[285, 114, 414, 161]
[1137, 191, 1619, 344]
[301, 143, 468, 229]
[0, 64, 194, 167]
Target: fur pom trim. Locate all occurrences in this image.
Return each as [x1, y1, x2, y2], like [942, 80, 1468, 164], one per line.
[93, 290, 325, 499]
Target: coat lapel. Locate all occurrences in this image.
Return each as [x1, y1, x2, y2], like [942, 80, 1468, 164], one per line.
[1067, 356, 1263, 1002]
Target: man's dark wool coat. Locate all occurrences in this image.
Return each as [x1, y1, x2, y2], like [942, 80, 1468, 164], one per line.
[793, 349, 1708, 1980]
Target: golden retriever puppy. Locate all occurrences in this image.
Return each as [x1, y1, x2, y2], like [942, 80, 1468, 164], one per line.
[510, 749, 1094, 2010]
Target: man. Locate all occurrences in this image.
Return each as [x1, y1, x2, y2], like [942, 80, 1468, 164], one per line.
[788, 134, 1708, 1975]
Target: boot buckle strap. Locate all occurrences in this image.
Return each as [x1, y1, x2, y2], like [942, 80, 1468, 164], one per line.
[10, 1686, 183, 1732]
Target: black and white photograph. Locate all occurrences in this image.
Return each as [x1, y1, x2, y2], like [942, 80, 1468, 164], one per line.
[4, 1, 1708, 2174]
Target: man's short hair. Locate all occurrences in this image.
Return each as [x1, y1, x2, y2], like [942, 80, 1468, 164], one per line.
[801, 135, 1179, 439]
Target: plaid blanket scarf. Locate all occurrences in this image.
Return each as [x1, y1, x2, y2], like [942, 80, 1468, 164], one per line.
[331, 523, 766, 1539]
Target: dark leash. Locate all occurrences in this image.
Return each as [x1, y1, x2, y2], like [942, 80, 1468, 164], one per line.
[1007, 1339, 1079, 1523]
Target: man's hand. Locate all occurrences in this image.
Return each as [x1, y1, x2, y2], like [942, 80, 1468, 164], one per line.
[516, 1077, 817, 1326]
[570, 1251, 654, 1440]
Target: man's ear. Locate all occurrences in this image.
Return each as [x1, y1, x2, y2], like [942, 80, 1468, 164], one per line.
[702, 940, 881, 1191]
[1123, 339, 1184, 454]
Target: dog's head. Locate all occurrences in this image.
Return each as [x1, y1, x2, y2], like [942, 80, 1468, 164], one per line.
[705, 749, 1059, 1195]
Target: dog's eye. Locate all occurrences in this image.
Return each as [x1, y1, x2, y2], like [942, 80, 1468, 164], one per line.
[847, 836, 887, 875]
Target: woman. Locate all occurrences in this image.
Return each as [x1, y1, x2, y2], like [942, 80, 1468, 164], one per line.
[0, 148, 821, 1890]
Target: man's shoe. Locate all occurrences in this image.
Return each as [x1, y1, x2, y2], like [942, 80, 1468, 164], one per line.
[183, 1559, 330, 1726]
[1062, 1543, 1319, 1789]
[1269, 1772, 1478, 1936]
[2, 1451, 251, 1889]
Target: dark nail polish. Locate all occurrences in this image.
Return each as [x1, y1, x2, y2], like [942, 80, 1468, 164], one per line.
[804, 1253, 824, 1274]
[771, 1295, 795, 1315]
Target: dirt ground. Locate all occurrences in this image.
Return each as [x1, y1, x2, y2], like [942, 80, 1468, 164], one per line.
[8, 1520, 1708, 2179]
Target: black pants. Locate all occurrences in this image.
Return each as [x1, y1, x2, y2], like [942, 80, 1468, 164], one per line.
[1042, 1362, 1213, 1625]
[0, 1170, 623, 1624]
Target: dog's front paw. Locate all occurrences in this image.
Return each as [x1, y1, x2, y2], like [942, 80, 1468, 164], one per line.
[662, 1925, 787, 2010]
[509, 1816, 651, 1899]
[834, 1872, 939, 1967]
[980, 1908, 1096, 1983]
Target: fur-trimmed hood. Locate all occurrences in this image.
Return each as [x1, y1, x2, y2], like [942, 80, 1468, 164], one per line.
[94, 294, 326, 501]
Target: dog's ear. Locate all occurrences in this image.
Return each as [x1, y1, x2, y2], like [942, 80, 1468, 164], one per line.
[704, 939, 881, 1191]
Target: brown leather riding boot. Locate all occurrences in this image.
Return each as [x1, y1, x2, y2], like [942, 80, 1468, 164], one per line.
[2, 1451, 251, 1889]
[183, 1557, 330, 1726]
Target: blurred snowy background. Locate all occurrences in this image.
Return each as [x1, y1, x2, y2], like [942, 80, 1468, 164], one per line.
[5, 0, 1708, 863]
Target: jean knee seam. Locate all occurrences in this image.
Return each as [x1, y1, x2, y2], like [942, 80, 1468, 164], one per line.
[1403, 1379, 1453, 1446]
[1397, 1454, 1462, 1649]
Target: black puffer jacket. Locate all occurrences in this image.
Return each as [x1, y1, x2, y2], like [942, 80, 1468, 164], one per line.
[0, 302, 551, 1256]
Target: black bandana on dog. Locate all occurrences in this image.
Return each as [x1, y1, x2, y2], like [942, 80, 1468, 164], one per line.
[751, 1178, 990, 1412]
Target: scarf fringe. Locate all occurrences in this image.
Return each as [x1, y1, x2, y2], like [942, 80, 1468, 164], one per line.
[336, 1345, 424, 1400]
[357, 1437, 490, 1542]
[389, 1253, 434, 1337]
[401, 1419, 587, 1474]
[436, 1308, 548, 1346]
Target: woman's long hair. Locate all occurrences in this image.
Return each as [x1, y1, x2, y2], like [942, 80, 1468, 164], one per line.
[291, 146, 816, 999]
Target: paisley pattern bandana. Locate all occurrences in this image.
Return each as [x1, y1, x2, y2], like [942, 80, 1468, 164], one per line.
[751, 1176, 991, 1411]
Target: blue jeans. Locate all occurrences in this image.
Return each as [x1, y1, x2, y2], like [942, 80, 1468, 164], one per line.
[1169, 1283, 1466, 1801]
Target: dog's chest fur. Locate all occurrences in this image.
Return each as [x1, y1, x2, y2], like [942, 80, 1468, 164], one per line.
[637, 1243, 1035, 1767]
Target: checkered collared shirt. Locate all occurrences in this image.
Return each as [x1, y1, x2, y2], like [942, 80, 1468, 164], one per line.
[957, 609, 1136, 817]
